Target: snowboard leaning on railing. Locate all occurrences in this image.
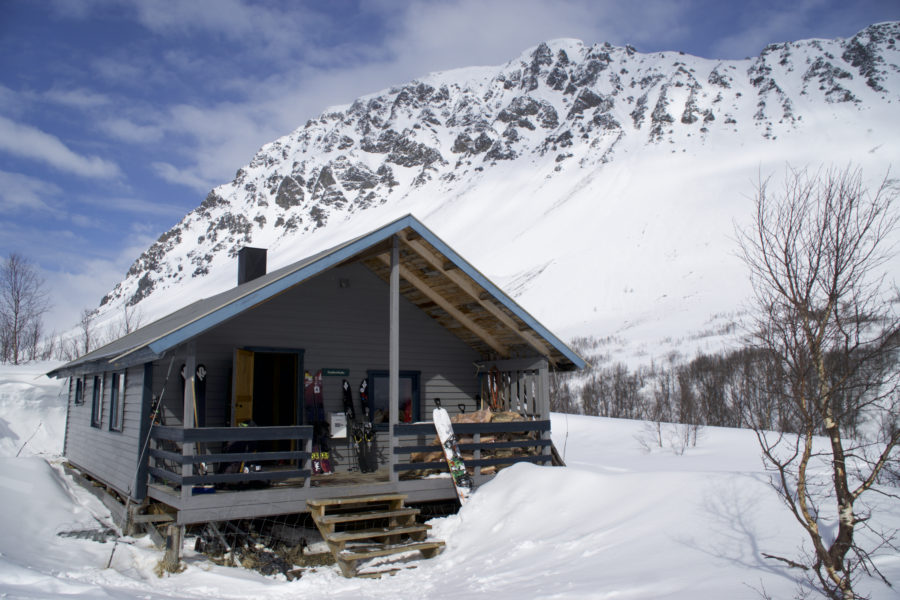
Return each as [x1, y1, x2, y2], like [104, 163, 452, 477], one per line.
[432, 400, 475, 505]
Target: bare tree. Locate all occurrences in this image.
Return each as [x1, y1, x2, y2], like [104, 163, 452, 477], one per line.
[738, 165, 900, 599]
[0, 253, 51, 364]
[79, 308, 95, 356]
[121, 303, 143, 335]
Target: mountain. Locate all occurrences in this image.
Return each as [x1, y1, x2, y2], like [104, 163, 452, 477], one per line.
[97, 22, 900, 365]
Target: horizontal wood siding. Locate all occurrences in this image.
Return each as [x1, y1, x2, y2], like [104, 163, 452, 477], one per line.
[64, 365, 145, 499]
[180, 262, 482, 473]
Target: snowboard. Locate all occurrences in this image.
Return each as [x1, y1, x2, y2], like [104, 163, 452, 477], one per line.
[305, 371, 332, 475]
[315, 374, 332, 473]
[433, 406, 475, 505]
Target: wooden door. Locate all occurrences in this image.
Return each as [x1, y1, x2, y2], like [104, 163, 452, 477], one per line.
[233, 348, 254, 425]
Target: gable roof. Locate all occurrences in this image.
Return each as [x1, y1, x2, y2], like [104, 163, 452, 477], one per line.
[49, 214, 585, 377]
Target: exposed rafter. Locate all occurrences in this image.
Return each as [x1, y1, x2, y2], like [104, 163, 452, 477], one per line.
[375, 253, 509, 357]
[403, 237, 555, 359]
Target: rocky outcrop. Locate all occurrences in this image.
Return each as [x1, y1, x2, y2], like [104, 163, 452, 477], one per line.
[95, 22, 900, 315]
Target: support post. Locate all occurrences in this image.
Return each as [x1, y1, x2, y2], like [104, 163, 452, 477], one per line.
[538, 359, 550, 419]
[181, 345, 196, 502]
[389, 235, 400, 483]
[539, 360, 552, 462]
[161, 524, 183, 573]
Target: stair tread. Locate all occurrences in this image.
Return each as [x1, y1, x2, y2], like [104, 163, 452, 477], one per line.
[357, 566, 414, 579]
[325, 524, 431, 543]
[319, 508, 420, 524]
[307, 493, 408, 508]
[340, 541, 445, 562]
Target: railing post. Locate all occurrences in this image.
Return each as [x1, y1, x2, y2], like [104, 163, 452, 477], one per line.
[304, 435, 313, 488]
[473, 432, 481, 477]
[389, 235, 399, 484]
[181, 345, 196, 502]
[538, 360, 550, 419]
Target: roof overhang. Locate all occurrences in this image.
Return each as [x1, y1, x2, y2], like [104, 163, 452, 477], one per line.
[48, 215, 585, 378]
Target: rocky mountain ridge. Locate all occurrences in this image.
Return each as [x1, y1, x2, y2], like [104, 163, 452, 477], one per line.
[96, 23, 900, 360]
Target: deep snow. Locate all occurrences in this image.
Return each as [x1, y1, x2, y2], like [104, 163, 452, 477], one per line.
[1, 363, 898, 599]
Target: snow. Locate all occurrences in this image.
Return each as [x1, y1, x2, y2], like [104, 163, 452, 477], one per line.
[84, 24, 900, 371]
[1, 363, 898, 598]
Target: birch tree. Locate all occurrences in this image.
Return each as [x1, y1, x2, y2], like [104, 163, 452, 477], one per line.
[0, 253, 50, 364]
[738, 165, 900, 599]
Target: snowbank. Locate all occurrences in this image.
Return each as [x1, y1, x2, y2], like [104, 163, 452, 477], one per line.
[0, 362, 67, 458]
[0, 364, 897, 599]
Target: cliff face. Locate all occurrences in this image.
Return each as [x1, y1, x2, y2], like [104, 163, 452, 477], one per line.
[97, 23, 900, 360]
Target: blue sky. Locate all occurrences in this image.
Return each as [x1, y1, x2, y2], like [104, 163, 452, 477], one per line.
[1, 0, 897, 333]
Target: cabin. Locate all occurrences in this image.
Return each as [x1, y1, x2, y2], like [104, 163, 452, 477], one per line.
[48, 214, 584, 545]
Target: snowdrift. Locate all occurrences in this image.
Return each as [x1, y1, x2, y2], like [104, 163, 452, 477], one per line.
[0, 364, 897, 599]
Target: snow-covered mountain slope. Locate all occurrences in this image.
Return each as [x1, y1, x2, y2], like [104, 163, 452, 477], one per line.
[98, 22, 900, 364]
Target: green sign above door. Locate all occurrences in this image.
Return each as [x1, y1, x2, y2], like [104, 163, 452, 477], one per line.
[322, 368, 350, 377]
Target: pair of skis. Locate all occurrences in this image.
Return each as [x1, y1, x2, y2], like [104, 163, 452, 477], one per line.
[343, 379, 378, 473]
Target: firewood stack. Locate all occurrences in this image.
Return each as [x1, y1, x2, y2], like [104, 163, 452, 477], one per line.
[408, 409, 540, 477]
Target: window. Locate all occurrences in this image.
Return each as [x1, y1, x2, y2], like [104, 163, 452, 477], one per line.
[366, 371, 421, 423]
[73, 377, 84, 405]
[109, 372, 125, 432]
[90, 375, 103, 428]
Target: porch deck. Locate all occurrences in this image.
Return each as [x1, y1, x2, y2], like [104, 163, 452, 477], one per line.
[146, 419, 552, 525]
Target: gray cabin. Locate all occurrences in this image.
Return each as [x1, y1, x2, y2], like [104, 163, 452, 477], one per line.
[49, 214, 584, 528]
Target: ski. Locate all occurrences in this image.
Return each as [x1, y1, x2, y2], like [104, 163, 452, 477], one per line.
[344, 379, 371, 472]
[359, 379, 378, 472]
[433, 404, 475, 505]
[305, 371, 332, 475]
[314, 375, 332, 474]
[363, 420, 378, 473]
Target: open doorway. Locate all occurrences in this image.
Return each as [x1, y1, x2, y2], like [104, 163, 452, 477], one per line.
[233, 348, 303, 428]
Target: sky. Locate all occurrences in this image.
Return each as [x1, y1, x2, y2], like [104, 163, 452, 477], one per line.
[1, 0, 898, 334]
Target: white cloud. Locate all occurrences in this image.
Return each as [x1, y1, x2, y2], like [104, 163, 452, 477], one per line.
[0, 171, 61, 213]
[81, 194, 186, 217]
[91, 56, 147, 85]
[42, 88, 111, 109]
[705, 0, 833, 58]
[152, 161, 216, 193]
[0, 219, 154, 333]
[0, 116, 121, 179]
[98, 117, 164, 143]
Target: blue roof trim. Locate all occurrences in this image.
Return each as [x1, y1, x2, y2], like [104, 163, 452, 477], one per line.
[145, 213, 584, 370]
[147, 215, 416, 355]
[411, 223, 586, 370]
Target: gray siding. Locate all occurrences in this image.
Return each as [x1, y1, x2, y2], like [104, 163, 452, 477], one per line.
[210, 262, 479, 417]
[154, 262, 483, 472]
[64, 365, 146, 499]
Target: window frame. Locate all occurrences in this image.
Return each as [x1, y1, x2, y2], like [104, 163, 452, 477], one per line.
[366, 370, 421, 425]
[90, 374, 103, 428]
[109, 371, 126, 432]
[73, 377, 84, 405]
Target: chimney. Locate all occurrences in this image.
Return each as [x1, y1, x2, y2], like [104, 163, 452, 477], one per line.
[238, 247, 267, 285]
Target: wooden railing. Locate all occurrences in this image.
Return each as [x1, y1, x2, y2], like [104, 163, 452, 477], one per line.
[147, 420, 550, 494]
[148, 425, 314, 488]
[392, 420, 552, 475]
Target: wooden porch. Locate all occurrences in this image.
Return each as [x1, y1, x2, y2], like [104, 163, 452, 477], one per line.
[146, 418, 553, 525]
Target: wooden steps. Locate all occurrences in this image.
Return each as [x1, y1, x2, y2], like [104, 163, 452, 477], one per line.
[318, 508, 420, 525]
[307, 493, 445, 577]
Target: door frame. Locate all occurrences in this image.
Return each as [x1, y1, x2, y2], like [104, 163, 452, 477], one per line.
[231, 347, 305, 426]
